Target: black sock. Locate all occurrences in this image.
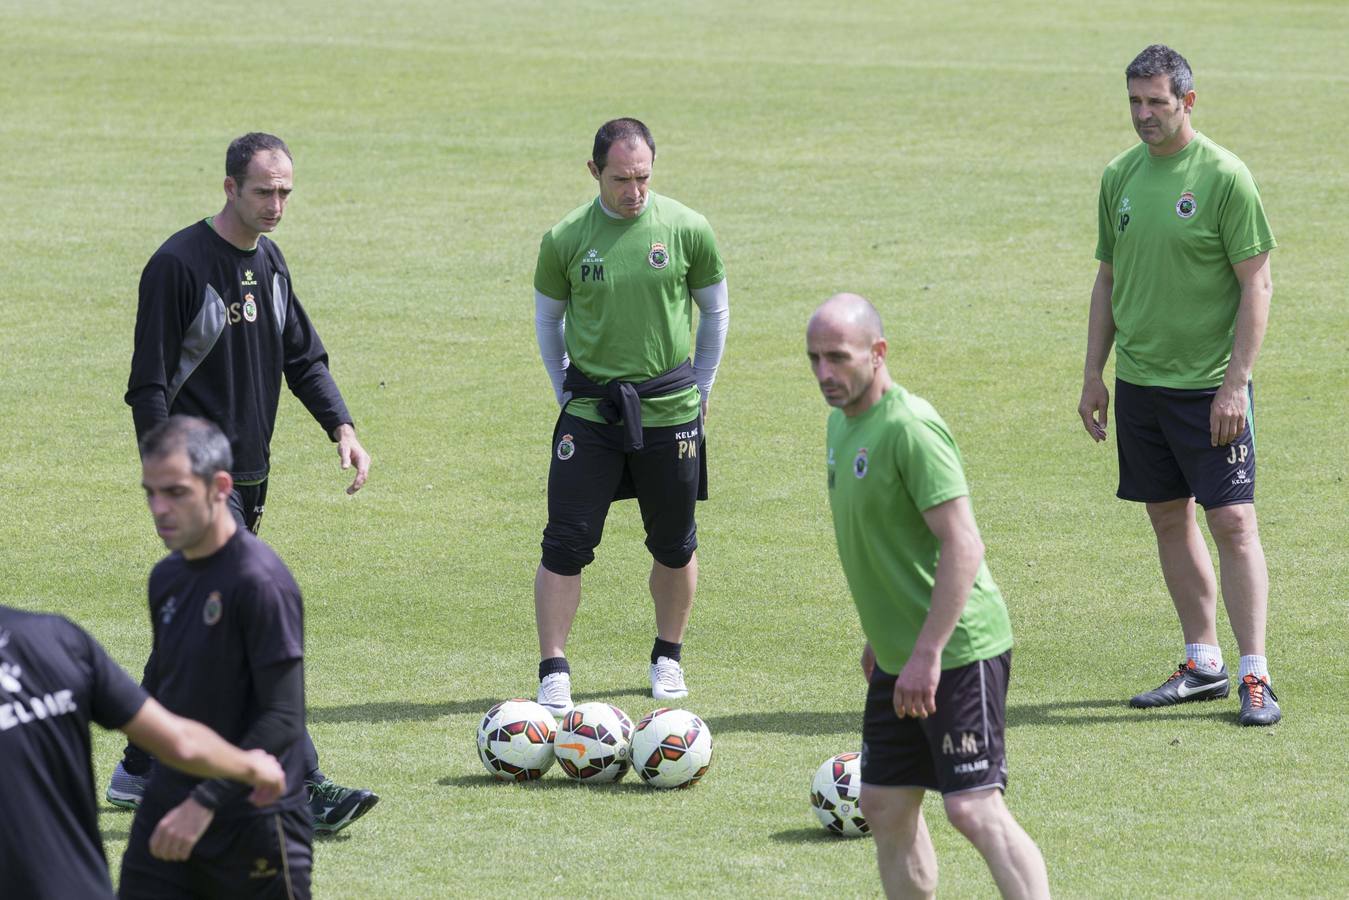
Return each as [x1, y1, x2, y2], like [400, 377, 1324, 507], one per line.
[539, 657, 570, 680]
[651, 638, 682, 664]
[122, 746, 154, 776]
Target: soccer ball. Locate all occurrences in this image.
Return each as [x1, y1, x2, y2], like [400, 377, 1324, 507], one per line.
[811, 751, 869, 836]
[476, 700, 557, 782]
[630, 708, 713, 789]
[555, 702, 633, 782]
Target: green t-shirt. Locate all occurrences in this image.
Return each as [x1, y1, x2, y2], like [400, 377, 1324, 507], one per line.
[1095, 133, 1277, 389]
[534, 193, 725, 427]
[826, 385, 1013, 674]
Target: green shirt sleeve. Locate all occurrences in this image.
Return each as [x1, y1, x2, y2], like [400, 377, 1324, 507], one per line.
[684, 215, 726, 290]
[1219, 166, 1277, 265]
[533, 229, 571, 301]
[1095, 171, 1115, 264]
[894, 416, 969, 513]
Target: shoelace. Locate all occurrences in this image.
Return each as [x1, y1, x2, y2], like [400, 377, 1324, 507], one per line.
[1165, 661, 1192, 683]
[652, 660, 684, 688]
[1242, 674, 1268, 708]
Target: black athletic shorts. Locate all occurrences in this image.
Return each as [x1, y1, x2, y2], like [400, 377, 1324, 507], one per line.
[1114, 379, 1255, 509]
[861, 650, 1010, 796]
[228, 479, 269, 534]
[540, 410, 707, 576]
[119, 805, 311, 900]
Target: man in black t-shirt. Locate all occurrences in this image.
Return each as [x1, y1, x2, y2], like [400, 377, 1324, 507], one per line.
[0, 604, 285, 900]
[118, 416, 322, 899]
[118, 133, 377, 834]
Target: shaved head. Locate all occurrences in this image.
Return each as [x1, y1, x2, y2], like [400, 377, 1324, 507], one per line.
[806, 293, 893, 416]
[808, 292, 885, 345]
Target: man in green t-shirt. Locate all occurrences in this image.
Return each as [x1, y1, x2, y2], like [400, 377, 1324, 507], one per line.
[809, 293, 1048, 900]
[1078, 45, 1280, 727]
[531, 118, 729, 716]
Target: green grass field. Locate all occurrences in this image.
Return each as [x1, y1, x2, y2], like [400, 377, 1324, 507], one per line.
[3, 0, 1348, 896]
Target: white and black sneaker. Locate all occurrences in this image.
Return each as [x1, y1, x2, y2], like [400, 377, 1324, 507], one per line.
[537, 671, 573, 718]
[1129, 659, 1230, 708]
[649, 656, 688, 700]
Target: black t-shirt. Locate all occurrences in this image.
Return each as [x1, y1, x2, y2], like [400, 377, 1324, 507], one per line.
[140, 529, 306, 821]
[125, 219, 352, 482]
[0, 606, 148, 900]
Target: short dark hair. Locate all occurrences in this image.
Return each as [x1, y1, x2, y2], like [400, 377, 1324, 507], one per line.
[226, 133, 292, 186]
[592, 118, 655, 172]
[1126, 44, 1194, 99]
[140, 416, 232, 483]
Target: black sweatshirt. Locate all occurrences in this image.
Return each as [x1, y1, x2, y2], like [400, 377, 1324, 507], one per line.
[126, 220, 352, 482]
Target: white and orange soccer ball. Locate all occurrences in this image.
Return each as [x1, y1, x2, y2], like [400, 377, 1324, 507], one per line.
[810, 751, 869, 836]
[629, 707, 713, 789]
[555, 702, 633, 783]
[476, 699, 557, 782]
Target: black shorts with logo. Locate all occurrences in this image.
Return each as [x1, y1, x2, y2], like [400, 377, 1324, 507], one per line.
[228, 479, 269, 534]
[540, 410, 707, 576]
[861, 650, 1010, 796]
[1114, 379, 1255, 509]
[118, 805, 311, 900]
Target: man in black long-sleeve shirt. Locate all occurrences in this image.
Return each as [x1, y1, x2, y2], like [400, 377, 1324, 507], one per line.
[118, 416, 313, 898]
[118, 134, 377, 835]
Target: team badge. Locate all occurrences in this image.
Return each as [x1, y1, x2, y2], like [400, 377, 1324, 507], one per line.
[203, 591, 223, 626]
[557, 434, 576, 461]
[648, 242, 669, 269]
[853, 447, 869, 479]
[1175, 191, 1197, 219]
[242, 293, 258, 322]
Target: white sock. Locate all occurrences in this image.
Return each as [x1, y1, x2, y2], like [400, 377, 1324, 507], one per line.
[1185, 643, 1223, 673]
[1239, 655, 1269, 680]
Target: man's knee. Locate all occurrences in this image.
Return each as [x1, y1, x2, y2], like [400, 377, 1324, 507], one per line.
[1145, 497, 1193, 535]
[1204, 502, 1258, 545]
[943, 788, 1008, 843]
[646, 526, 696, 569]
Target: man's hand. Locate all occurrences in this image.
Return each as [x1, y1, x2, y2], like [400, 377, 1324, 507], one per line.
[244, 749, 286, 807]
[149, 797, 215, 861]
[860, 642, 875, 683]
[333, 423, 371, 494]
[1078, 376, 1110, 442]
[1210, 381, 1248, 447]
[893, 646, 941, 719]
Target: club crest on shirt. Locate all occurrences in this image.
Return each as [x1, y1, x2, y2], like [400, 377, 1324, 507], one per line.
[203, 591, 223, 626]
[1175, 191, 1197, 219]
[557, 434, 576, 461]
[853, 447, 869, 479]
[648, 242, 669, 269]
[242, 294, 258, 323]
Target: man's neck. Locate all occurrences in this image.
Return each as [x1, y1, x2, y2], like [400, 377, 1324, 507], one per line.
[182, 513, 239, 560]
[210, 208, 260, 251]
[843, 370, 894, 417]
[1148, 123, 1197, 158]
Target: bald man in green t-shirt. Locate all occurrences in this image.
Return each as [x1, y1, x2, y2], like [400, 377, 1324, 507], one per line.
[809, 293, 1048, 900]
[531, 118, 729, 716]
[1078, 45, 1280, 727]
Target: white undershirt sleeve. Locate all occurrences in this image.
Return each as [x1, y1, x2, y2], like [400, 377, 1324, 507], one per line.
[690, 278, 729, 402]
[534, 290, 569, 404]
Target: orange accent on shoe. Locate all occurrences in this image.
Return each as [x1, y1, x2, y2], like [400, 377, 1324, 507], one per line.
[1242, 674, 1268, 708]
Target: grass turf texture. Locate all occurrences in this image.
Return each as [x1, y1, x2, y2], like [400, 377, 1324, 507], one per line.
[3, 0, 1347, 896]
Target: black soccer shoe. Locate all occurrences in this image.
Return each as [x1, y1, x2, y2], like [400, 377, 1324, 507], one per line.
[1237, 674, 1281, 726]
[308, 779, 380, 835]
[1128, 660, 1230, 708]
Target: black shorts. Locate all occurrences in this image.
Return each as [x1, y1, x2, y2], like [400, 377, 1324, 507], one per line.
[540, 410, 707, 576]
[228, 479, 269, 534]
[1114, 379, 1255, 509]
[861, 651, 1010, 796]
[118, 806, 311, 900]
